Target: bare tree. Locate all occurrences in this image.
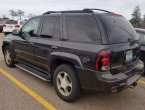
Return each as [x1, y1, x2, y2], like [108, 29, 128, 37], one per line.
[142, 14, 145, 29]
[17, 9, 25, 20]
[28, 13, 35, 19]
[9, 10, 17, 19]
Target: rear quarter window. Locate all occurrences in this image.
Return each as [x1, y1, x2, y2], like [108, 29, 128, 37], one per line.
[66, 14, 101, 44]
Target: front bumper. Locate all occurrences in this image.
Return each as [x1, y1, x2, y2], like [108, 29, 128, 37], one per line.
[76, 60, 144, 93]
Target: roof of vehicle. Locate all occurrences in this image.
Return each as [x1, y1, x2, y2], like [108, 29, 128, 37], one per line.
[29, 9, 123, 20]
[135, 28, 145, 33]
[43, 8, 122, 16]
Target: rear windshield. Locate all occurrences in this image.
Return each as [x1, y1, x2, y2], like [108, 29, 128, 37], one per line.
[99, 15, 138, 44]
[5, 20, 18, 24]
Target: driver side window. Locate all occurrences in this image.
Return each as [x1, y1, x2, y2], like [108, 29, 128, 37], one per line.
[21, 17, 40, 37]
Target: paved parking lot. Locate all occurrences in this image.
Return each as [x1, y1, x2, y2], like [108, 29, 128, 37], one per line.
[0, 33, 145, 110]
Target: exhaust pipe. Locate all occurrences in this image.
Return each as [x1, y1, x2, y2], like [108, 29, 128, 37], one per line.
[129, 82, 137, 89]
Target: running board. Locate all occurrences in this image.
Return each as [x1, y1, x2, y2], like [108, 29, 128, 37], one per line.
[15, 63, 51, 82]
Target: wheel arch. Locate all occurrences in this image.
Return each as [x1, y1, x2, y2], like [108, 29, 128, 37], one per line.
[50, 58, 83, 90]
[2, 41, 16, 60]
[49, 52, 83, 83]
[2, 42, 11, 54]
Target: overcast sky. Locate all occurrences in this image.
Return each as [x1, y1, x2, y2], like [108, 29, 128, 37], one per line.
[0, 0, 145, 19]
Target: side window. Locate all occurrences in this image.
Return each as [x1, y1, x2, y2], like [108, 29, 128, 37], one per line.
[40, 16, 61, 39]
[66, 15, 101, 44]
[21, 17, 40, 37]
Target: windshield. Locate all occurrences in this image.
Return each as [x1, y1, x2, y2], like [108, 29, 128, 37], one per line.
[99, 15, 139, 44]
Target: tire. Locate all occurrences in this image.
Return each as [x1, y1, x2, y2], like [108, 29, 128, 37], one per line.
[4, 46, 15, 67]
[53, 64, 81, 102]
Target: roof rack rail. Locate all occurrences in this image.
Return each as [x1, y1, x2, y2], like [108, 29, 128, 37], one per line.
[43, 11, 58, 14]
[43, 8, 113, 15]
[43, 9, 93, 15]
[83, 8, 113, 13]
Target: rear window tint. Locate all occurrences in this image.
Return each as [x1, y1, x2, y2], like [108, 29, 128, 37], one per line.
[67, 14, 101, 44]
[99, 15, 138, 44]
[5, 20, 18, 24]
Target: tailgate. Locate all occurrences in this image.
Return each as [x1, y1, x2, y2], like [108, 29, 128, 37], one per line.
[110, 42, 140, 75]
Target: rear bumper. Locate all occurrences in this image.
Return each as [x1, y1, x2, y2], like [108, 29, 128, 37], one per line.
[76, 60, 144, 93]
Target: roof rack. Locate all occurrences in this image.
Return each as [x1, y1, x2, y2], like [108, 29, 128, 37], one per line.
[43, 8, 113, 15]
[43, 10, 91, 15]
[83, 8, 113, 13]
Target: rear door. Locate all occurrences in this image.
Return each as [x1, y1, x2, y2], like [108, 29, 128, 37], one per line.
[98, 14, 140, 74]
[35, 14, 62, 69]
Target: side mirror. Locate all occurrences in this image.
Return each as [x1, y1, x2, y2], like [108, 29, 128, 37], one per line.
[12, 29, 20, 36]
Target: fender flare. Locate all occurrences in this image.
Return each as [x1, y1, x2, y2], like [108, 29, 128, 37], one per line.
[48, 52, 83, 71]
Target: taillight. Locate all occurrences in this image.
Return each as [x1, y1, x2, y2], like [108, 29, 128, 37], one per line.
[15, 24, 20, 28]
[95, 49, 111, 72]
[3, 24, 6, 27]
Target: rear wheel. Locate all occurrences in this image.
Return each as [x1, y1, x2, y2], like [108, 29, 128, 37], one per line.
[4, 46, 15, 67]
[53, 64, 81, 102]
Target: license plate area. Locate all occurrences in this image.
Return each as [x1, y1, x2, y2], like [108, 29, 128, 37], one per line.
[126, 50, 133, 62]
[8, 26, 13, 28]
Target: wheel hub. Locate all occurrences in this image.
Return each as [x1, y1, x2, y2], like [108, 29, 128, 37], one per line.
[56, 71, 72, 96]
[5, 49, 11, 65]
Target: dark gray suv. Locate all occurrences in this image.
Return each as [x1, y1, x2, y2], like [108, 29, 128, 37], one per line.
[2, 9, 144, 102]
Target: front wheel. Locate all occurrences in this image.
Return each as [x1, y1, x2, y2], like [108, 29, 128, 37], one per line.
[53, 64, 81, 102]
[4, 46, 15, 67]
